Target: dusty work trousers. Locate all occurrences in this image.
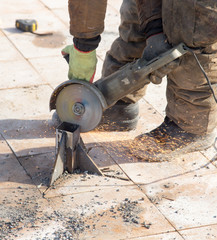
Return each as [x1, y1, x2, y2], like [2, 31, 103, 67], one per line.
[101, 0, 217, 135]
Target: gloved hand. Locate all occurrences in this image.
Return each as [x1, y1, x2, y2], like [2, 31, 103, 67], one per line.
[142, 33, 179, 84]
[61, 45, 97, 82]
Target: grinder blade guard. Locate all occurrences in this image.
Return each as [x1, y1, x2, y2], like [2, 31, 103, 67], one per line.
[50, 79, 108, 133]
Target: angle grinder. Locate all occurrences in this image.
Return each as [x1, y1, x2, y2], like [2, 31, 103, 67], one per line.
[50, 43, 187, 132]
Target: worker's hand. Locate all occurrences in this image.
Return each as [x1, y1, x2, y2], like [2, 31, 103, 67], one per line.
[142, 33, 179, 84]
[61, 45, 97, 82]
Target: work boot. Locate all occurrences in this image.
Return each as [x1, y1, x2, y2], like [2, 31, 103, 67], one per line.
[128, 117, 217, 161]
[95, 100, 139, 131]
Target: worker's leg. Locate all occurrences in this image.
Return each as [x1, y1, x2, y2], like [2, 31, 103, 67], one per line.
[102, 0, 149, 102]
[98, 0, 148, 131]
[127, 47, 217, 161]
[166, 47, 217, 135]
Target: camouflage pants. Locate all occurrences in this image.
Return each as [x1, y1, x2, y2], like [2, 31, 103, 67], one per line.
[102, 0, 217, 134]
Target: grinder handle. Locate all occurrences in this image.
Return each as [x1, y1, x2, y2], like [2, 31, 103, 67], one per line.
[94, 43, 188, 108]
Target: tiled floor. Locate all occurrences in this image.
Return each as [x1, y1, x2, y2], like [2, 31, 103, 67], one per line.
[0, 0, 217, 239]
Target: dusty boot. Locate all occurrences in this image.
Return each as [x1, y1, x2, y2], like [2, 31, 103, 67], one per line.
[128, 117, 217, 161]
[95, 100, 139, 131]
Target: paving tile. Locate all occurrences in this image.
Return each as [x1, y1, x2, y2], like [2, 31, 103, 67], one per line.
[0, 85, 53, 120]
[94, 57, 104, 81]
[0, 136, 64, 240]
[0, 183, 57, 240]
[0, 137, 47, 239]
[52, 9, 70, 28]
[0, 134, 12, 159]
[40, 0, 68, 9]
[98, 4, 120, 61]
[0, 135, 31, 183]
[44, 172, 133, 198]
[29, 55, 69, 88]
[175, 151, 216, 173]
[115, 151, 213, 184]
[29, 42, 104, 88]
[126, 231, 183, 240]
[115, 161, 185, 185]
[88, 120, 214, 184]
[45, 175, 175, 239]
[84, 98, 163, 147]
[87, 144, 130, 180]
[141, 170, 217, 230]
[0, 0, 45, 31]
[108, 0, 122, 12]
[84, 136, 212, 185]
[6, 29, 70, 59]
[144, 79, 167, 117]
[19, 152, 55, 190]
[0, 60, 44, 90]
[102, 151, 215, 186]
[0, 118, 55, 157]
[1, 2, 70, 59]
[201, 144, 217, 168]
[180, 224, 217, 240]
[136, 98, 164, 135]
[0, 31, 23, 61]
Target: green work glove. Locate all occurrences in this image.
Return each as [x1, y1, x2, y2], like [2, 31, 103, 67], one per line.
[61, 45, 97, 82]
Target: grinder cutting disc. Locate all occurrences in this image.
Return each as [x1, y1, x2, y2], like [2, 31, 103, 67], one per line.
[56, 83, 103, 132]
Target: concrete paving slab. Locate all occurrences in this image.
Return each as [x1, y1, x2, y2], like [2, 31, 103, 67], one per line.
[6, 30, 69, 59]
[0, 118, 55, 157]
[0, 85, 53, 120]
[0, 134, 12, 158]
[45, 176, 175, 239]
[83, 98, 163, 147]
[98, 4, 120, 61]
[108, 0, 122, 12]
[52, 9, 69, 27]
[136, 98, 164, 135]
[87, 143, 130, 180]
[39, 0, 67, 9]
[141, 170, 217, 230]
[0, 31, 23, 61]
[19, 151, 55, 190]
[0, 135, 30, 183]
[1, 0, 70, 59]
[94, 57, 104, 81]
[201, 145, 217, 168]
[0, 183, 59, 240]
[0, 134, 57, 240]
[126, 232, 183, 240]
[29, 55, 68, 88]
[0, 60, 44, 90]
[44, 173, 133, 198]
[94, 146, 215, 185]
[180, 224, 217, 240]
[0, 0, 46, 31]
[144, 79, 167, 117]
